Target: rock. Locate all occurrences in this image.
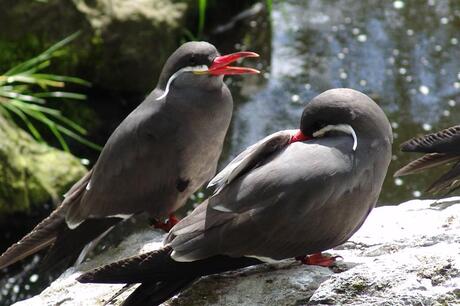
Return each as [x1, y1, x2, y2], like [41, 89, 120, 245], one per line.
[0, 0, 261, 95]
[12, 197, 460, 305]
[0, 0, 190, 94]
[0, 115, 87, 215]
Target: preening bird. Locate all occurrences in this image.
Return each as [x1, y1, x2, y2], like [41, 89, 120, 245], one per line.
[78, 88, 393, 306]
[394, 125, 460, 194]
[0, 41, 259, 271]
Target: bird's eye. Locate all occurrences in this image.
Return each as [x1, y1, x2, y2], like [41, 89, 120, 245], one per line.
[189, 56, 197, 66]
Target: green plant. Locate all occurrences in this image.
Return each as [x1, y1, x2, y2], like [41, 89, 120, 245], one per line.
[0, 33, 101, 151]
[266, 0, 273, 14]
[197, 0, 207, 38]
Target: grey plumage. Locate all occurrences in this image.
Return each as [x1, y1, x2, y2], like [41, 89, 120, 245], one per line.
[0, 41, 254, 270]
[167, 89, 392, 261]
[78, 88, 393, 306]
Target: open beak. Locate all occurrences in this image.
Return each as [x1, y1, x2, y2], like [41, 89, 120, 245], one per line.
[196, 51, 260, 76]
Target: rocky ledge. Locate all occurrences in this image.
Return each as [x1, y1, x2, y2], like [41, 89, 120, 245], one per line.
[13, 197, 460, 306]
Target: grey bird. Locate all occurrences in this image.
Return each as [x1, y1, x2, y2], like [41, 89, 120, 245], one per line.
[394, 125, 460, 194]
[0, 41, 259, 270]
[78, 88, 393, 306]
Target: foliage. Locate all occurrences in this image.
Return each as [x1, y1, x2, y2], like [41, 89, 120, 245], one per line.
[197, 0, 207, 38]
[0, 33, 101, 151]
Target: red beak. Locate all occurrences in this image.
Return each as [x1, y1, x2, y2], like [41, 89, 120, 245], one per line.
[208, 51, 260, 75]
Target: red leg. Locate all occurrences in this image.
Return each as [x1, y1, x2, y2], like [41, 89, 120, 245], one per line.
[153, 214, 180, 232]
[295, 252, 342, 267]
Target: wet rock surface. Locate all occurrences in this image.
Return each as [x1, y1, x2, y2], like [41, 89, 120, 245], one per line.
[12, 197, 460, 305]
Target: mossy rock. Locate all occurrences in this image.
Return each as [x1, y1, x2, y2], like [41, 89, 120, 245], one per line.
[0, 0, 260, 95]
[0, 0, 191, 94]
[0, 115, 87, 215]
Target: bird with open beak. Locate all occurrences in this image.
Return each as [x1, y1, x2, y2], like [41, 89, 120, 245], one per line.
[0, 42, 259, 271]
[78, 88, 393, 306]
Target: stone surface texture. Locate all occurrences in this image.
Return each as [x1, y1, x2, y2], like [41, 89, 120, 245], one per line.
[0, 116, 87, 215]
[12, 197, 460, 306]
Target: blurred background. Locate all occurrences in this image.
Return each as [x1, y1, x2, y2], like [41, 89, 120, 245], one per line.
[0, 0, 459, 304]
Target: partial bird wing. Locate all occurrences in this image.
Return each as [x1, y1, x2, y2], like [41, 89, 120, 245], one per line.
[167, 135, 378, 262]
[427, 161, 460, 194]
[396, 125, 460, 194]
[66, 94, 180, 227]
[400, 125, 460, 153]
[208, 130, 293, 195]
[0, 170, 92, 269]
[394, 153, 460, 177]
[77, 246, 260, 306]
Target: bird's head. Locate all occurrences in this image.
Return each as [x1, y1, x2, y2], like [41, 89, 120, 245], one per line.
[157, 41, 259, 100]
[298, 88, 392, 151]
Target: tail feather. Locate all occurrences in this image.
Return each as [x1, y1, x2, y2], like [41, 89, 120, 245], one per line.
[121, 278, 196, 306]
[0, 206, 66, 269]
[394, 153, 460, 177]
[40, 217, 121, 272]
[78, 246, 262, 306]
[427, 161, 460, 194]
[400, 125, 460, 153]
[0, 170, 92, 270]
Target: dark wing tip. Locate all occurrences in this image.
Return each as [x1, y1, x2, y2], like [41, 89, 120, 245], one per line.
[394, 153, 459, 177]
[77, 247, 173, 284]
[426, 162, 460, 194]
[400, 125, 460, 153]
[76, 272, 93, 283]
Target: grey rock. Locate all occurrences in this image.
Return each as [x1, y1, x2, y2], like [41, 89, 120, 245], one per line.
[12, 197, 460, 306]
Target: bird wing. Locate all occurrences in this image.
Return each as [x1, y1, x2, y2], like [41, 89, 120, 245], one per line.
[394, 153, 460, 177]
[66, 94, 180, 227]
[400, 125, 460, 153]
[427, 161, 460, 194]
[208, 130, 293, 196]
[77, 246, 260, 306]
[0, 170, 92, 269]
[167, 135, 380, 262]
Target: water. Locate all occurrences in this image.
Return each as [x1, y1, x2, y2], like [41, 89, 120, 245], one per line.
[1, 0, 460, 304]
[223, 0, 459, 205]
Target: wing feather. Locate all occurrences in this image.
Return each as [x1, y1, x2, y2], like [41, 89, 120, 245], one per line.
[208, 130, 292, 195]
[400, 125, 460, 153]
[394, 153, 460, 177]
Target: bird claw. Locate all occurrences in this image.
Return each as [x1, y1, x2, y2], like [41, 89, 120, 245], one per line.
[152, 215, 179, 232]
[295, 253, 343, 267]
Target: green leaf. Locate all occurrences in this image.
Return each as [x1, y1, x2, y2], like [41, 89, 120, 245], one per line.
[31, 74, 91, 86]
[16, 105, 70, 151]
[266, 0, 273, 14]
[0, 32, 98, 152]
[34, 91, 86, 100]
[4, 32, 80, 76]
[55, 124, 102, 151]
[2, 74, 64, 88]
[0, 90, 46, 104]
[10, 99, 61, 116]
[197, 0, 207, 39]
[1, 103, 44, 141]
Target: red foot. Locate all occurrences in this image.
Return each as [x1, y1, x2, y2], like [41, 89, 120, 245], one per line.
[153, 215, 179, 232]
[295, 252, 342, 267]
